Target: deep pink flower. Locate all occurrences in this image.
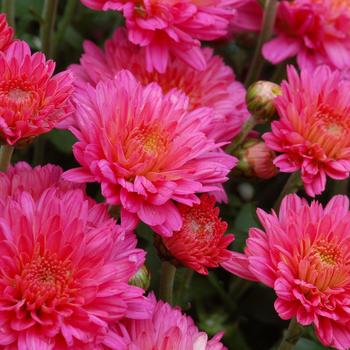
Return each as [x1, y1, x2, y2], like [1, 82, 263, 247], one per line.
[0, 162, 82, 204]
[223, 194, 350, 350]
[80, 0, 236, 73]
[0, 13, 14, 52]
[70, 28, 248, 143]
[161, 194, 234, 275]
[64, 70, 236, 236]
[263, 0, 350, 71]
[0, 178, 152, 348]
[229, 0, 262, 33]
[114, 294, 227, 349]
[263, 66, 350, 197]
[0, 40, 74, 145]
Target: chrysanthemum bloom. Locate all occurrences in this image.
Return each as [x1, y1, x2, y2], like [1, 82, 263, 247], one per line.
[223, 194, 350, 350]
[80, 0, 236, 73]
[237, 139, 278, 179]
[0, 13, 14, 51]
[114, 294, 227, 349]
[229, 0, 262, 33]
[160, 194, 234, 275]
[262, 0, 350, 71]
[64, 71, 236, 236]
[0, 40, 74, 146]
[263, 66, 350, 197]
[70, 29, 248, 143]
[0, 162, 81, 204]
[0, 186, 153, 348]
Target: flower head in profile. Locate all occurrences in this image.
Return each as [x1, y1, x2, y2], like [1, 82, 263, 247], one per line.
[0, 179, 152, 348]
[0, 13, 14, 51]
[71, 28, 249, 143]
[0, 162, 81, 204]
[114, 294, 227, 349]
[160, 194, 234, 275]
[0, 40, 74, 146]
[224, 194, 350, 350]
[64, 71, 236, 236]
[263, 0, 350, 71]
[237, 139, 278, 179]
[263, 66, 350, 197]
[80, 0, 236, 73]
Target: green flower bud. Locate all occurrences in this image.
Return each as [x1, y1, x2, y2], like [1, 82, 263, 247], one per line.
[129, 265, 151, 291]
[246, 81, 282, 124]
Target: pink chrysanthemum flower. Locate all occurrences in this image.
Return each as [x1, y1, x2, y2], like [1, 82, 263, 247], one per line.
[63, 70, 236, 236]
[80, 0, 236, 73]
[0, 13, 14, 52]
[70, 28, 249, 143]
[229, 0, 262, 33]
[114, 294, 227, 349]
[263, 66, 350, 197]
[0, 40, 73, 146]
[263, 0, 350, 71]
[0, 162, 82, 204]
[160, 194, 234, 275]
[0, 185, 152, 348]
[223, 194, 350, 350]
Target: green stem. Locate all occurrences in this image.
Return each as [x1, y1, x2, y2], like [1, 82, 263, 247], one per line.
[277, 318, 303, 350]
[226, 116, 256, 154]
[54, 0, 77, 55]
[273, 172, 301, 213]
[34, 0, 59, 165]
[0, 145, 14, 172]
[159, 261, 176, 305]
[244, 0, 278, 87]
[1, 0, 15, 28]
[40, 0, 59, 58]
[176, 269, 194, 306]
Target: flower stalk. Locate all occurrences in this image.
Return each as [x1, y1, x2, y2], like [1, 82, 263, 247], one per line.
[274, 172, 302, 212]
[244, 0, 278, 87]
[277, 318, 303, 350]
[159, 261, 176, 305]
[40, 0, 59, 58]
[0, 145, 14, 172]
[226, 116, 256, 154]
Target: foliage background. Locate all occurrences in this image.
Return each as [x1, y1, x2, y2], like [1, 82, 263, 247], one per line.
[9, 1, 341, 348]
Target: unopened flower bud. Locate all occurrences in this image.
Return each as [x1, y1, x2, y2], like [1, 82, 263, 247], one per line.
[237, 139, 278, 179]
[246, 81, 281, 124]
[129, 265, 151, 291]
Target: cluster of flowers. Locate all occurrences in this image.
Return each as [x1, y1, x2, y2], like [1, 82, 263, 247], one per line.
[0, 0, 350, 347]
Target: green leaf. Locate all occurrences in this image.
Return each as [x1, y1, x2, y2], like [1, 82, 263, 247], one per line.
[294, 338, 330, 350]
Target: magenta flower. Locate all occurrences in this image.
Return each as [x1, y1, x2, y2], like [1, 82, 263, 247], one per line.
[0, 41, 73, 145]
[263, 66, 350, 197]
[80, 0, 236, 73]
[224, 194, 350, 350]
[263, 0, 350, 71]
[70, 28, 248, 143]
[0, 13, 14, 52]
[0, 165, 152, 348]
[64, 71, 236, 236]
[114, 294, 227, 349]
